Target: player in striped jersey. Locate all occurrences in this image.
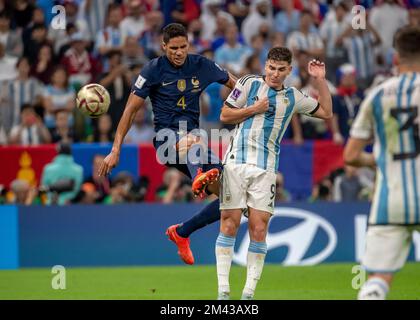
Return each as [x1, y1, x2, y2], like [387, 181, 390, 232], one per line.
[344, 26, 420, 300]
[215, 47, 333, 300]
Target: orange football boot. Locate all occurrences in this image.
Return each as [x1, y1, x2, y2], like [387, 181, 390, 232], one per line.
[191, 168, 220, 198]
[166, 224, 194, 265]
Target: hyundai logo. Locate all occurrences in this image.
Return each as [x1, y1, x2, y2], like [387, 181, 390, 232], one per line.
[233, 207, 337, 266]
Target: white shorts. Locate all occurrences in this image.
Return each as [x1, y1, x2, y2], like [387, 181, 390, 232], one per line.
[219, 163, 276, 214]
[362, 225, 420, 273]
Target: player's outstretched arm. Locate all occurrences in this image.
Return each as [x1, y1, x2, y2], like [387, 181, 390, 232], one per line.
[344, 137, 376, 169]
[220, 97, 269, 124]
[307, 59, 333, 120]
[98, 93, 145, 176]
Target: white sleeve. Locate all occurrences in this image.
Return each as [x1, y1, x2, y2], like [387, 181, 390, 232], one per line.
[293, 88, 319, 116]
[349, 90, 375, 140]
[224, 76, 250, 109]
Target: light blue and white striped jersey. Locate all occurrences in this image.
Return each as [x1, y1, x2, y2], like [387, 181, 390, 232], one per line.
[9, 78, 44, 127]
[223, 75, 319, 172]
[286, 31, 324, 53]
[350, 72, 420, 225]
[343, 32, 376, 79]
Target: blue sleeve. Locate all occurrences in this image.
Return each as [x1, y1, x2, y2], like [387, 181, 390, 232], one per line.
[131, 62, 156, 99]
[201, 56, 229, 86]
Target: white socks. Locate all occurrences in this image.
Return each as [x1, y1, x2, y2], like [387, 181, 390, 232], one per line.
[215, 234, 267, 300]
[215, 233, 235, 296]
[358, 277, 390, 300]
[242, 241, 267, 299]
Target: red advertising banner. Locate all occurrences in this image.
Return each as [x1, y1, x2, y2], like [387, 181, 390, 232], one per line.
[0, 145, 57, 188]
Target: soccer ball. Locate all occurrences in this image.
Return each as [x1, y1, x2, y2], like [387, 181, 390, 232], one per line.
[76, 83, 110, 118]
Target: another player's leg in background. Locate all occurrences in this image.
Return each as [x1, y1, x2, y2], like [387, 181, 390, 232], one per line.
[358, 273, 392, 300]
[357, 226, 414, 300]
[242, 208, 271, 300]
[215, 208, 242, 300]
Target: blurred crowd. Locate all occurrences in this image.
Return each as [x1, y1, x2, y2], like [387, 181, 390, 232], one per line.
[1, 0, 419, 204]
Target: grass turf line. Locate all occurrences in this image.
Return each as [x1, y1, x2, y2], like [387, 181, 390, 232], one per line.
[0, 263, 419, 300]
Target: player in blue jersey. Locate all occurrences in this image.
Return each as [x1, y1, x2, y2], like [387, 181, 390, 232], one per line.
[98, 23, 236, 265]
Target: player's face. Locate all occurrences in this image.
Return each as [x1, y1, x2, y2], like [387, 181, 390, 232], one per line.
[163, 36, 189, 67]
[264, 59, 291, 90]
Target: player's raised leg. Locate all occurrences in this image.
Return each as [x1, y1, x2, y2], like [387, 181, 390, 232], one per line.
[216, 208, 242, 300]
[242, 207, 271, 300]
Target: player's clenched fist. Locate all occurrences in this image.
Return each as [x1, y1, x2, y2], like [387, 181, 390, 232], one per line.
[98, 151, 120, 176]
[252, 97, 269, 114]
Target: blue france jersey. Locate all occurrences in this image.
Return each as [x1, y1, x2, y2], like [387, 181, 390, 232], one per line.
[132, 54, 229, 132]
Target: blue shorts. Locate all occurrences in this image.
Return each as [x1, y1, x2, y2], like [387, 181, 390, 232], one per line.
[153, 133, 222, 180]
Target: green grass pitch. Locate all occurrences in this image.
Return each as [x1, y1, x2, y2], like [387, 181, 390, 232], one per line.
[1, 263, 419, 300]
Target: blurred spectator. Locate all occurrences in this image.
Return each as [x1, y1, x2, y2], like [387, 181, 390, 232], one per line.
[41, 142, 83, 205]
[93, 113, 114, 143]
[138, 10, 164, 59]
[30, 43, 55, 85]
[49, 109, 77, 143]
[95, 3, 124, 57]
[242, 53, 263, 76]
[8, 56, 44, 129]
[275, 172, 291, 203]
[309, 176, 333, 202]
[7, 178, 37, 205]
[338, 21, 381, 90]
[9, 104, 51, 145]
[85, 154, 111, 201]
[249, 33, 269, 70]
[169, 0, 200, 25]
[215, 23, 252, 75]
[82, 0, 113, 41]
[0, 41, 17, 81]
[210, 11, 238, 51]
[333, 165, 363, 202]
[319, 1, 350, 83]
[125, 107, 155, 143]
[201, 0, 231, 42]
[61, 32, 100, 88]
[241, 0, 273, 45]
[12, 0, 34, 29]
[72, 182, 99, 204]
[22, 7, 46, 49]
[331, 63, 364, 144]
[226, 0, 251, 29]
[98, 49, 132, 132]
[286, 9, 324, 59]
[23, 23, 49, 64]
[122, 36, 149, 68]
[103, 171, 138, 204]
[121, 0, 147, 38]
[369, 0, 408, 67]
[156, 168, 192, 203]
[42, 66, 75, 129]
[187, 19, 209, 54]
[0, 11, 23, 57]
[274, 0, 300, 37]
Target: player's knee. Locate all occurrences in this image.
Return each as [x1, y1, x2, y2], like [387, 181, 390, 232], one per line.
[249, 223, 268, 242]
[221, 217, 239, 237]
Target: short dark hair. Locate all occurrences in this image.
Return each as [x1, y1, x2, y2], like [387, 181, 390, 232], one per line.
[267, 47, 292, 64]
[162, 23, 187, 44]
[394, 25, 420, 62]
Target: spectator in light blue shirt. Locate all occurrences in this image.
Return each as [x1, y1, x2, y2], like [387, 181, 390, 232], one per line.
[274, 0, 300, 37]
[214, 23, 252, 75]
